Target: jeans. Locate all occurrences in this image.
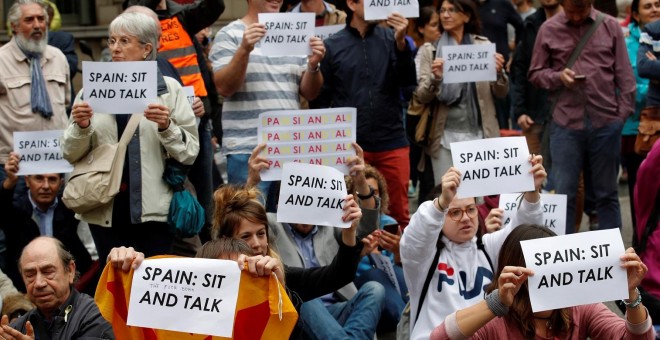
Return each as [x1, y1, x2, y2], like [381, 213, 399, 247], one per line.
[355, 267, 408, 332]
[188, 120, 214, 226]
[550, 120, 622, 233]
[226, 153, 272, 206]
[300, 281, 385, 340]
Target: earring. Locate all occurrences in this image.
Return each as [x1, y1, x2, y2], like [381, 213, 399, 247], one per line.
[143, 54, 148, 59]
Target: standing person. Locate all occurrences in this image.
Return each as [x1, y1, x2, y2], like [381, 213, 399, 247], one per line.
[311, 0, 417, 227]
[209, 0, 325, 201]
[414, 0, 507, 184]
[476, 0, 523, 129]
[62, 12, 199, 266]
[399, 155, 546, 340]
[289, 0, 346, 25]
[623, 0, 660, 231]
[0, 0, 70, 182]
[529, 0, 636, 233]
[511, 0, 563, 155]
[1, 237, 115, 339]
[126, 0, 225, 240]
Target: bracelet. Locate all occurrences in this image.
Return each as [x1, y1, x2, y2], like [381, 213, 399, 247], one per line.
[622, 287, 642, 309]
[485, 289, 509, 317]
[356, 185, 375, 200]
[435, 198, 447, 213]
[307, 63, 320, 73]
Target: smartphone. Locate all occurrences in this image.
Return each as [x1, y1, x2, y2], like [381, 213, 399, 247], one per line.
[574, 75, 586, 81]
[383, 223, 399, 234]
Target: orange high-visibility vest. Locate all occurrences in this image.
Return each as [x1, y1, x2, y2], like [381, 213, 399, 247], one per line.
[159, 16, 208, 97]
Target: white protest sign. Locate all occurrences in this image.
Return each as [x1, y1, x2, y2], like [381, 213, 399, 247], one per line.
[315, 24, 343, 41]
[499, 193, 567, 235]
[83, 61, 157, 114]
[364, 0, 419, 20]
[277, 162, 350, 228]
[13, 130, 73, 175]
[181, 86, 200, 126]
[257, 108, 356, 181]
[451, 136, 533, 198]
[441, 44, 497, 84]
[521, 229, 627, 312]
[127, 258, 241, 337]
[258, 13, 314, 56]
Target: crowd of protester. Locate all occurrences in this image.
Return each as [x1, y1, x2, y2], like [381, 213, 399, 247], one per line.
[0, 0, 658, 338]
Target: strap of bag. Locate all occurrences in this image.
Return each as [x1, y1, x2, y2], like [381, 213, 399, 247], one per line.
[118, 114, 141, 147]
[548, 12, 605, 117]
[414, 234, 442, 325]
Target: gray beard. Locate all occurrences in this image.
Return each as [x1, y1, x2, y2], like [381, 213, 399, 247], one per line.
[15, 31, 48, 55]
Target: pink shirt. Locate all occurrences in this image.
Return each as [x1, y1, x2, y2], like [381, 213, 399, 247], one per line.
[528, 8, 636, 130]
[635, 142, 660, 298]
[431, 303, 655, 340]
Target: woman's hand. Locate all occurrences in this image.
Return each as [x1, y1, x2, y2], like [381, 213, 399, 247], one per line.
[497, 266, 534, 307]
[346, 143, 375, 209]
[620, 247, 648, 296]
[437, 167, 461, 211]
[379, 229, 402, 263]
[237, 254, 285, 283]
[144, 103, 171, 130]
[107, 246, 144, 272]
[523, 154, 546, 203]
[71, 102, 94, 128]
[494, 53, 505, 74]
[360, 231, 380, 257]
[431, 58, 444, 80]
[485, 208, 504, 233]
[247, 144, 270, 188]
[341, 194, 362, 246]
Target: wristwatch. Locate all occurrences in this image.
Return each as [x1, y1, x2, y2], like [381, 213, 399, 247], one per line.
[356, 185, 375, 200]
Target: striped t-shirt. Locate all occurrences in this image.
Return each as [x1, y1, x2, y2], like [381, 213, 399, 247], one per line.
[210, 19, 306, 155]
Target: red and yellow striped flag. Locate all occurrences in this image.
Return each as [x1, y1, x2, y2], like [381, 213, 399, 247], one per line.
[94, 256, 298, 339]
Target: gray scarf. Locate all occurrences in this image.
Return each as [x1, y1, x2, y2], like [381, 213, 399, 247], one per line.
[21, 48, 53, 119]
[436, 32, 481, 128]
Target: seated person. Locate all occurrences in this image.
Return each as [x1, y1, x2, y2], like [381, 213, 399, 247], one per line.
[400, 155, 546, 340]
[347, 164, 409, 331]
[248, 143, 386, 339]
[0, 152, 94, 294]
[431, 224, 654, 339]
[2, 237, 114, 339]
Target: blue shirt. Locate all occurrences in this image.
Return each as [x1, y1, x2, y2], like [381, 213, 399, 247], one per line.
[28, 194, 57, 237]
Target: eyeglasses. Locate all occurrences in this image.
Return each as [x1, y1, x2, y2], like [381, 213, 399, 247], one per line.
[447, 204, 478, 221]
[107, 36, 142, 49]
[439, 7, 460, 14]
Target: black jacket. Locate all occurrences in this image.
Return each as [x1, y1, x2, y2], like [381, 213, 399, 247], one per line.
[511, 9, 550, 124]
[311, 24, 417, 152]
[0, 186, 92, 292]
[11, 289, 114, 339]
[477, 0, 523, 59]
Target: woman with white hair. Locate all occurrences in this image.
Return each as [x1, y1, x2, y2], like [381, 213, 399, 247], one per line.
[61, 12, 199, 265]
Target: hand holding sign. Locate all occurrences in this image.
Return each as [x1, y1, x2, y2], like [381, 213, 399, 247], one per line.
[144, 103, 171, 130]
[620, 247, 648, 296]
[432, 58, 444, 80]
[494, 53, 505, 74]
[387, 13, 409, 50]
[485, 208, 505, 233]
[497, 266, 535, 307]
[308, 36, 325, 70]
[237, 254, 286, 283]
[108, 246, 145, 272]
[241, 22, 267, 53]
[71, 102, 93, 128]
[3, 152, 19, 187]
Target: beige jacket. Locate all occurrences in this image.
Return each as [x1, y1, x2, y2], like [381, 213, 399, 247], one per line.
[0, 39, 70, 163]
[61, 76, 199, 226]
[414, 36, 507, 156]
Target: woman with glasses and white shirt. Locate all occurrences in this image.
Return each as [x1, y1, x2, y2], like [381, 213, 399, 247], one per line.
[62, 12, 199, 266]
[400, 155, 546, 340]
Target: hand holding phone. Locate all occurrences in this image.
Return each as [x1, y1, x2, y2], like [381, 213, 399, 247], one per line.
[383, 223, 400, 235]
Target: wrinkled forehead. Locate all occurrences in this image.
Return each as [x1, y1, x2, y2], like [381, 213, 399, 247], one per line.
[19, 3, 47, 21]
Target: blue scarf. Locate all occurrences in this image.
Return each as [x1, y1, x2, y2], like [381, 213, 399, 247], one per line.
[22, 49, 53, 119]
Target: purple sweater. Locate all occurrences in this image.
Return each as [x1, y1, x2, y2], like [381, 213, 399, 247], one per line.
[431, 303, 654, 340]
[635, 141, 660, 298]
